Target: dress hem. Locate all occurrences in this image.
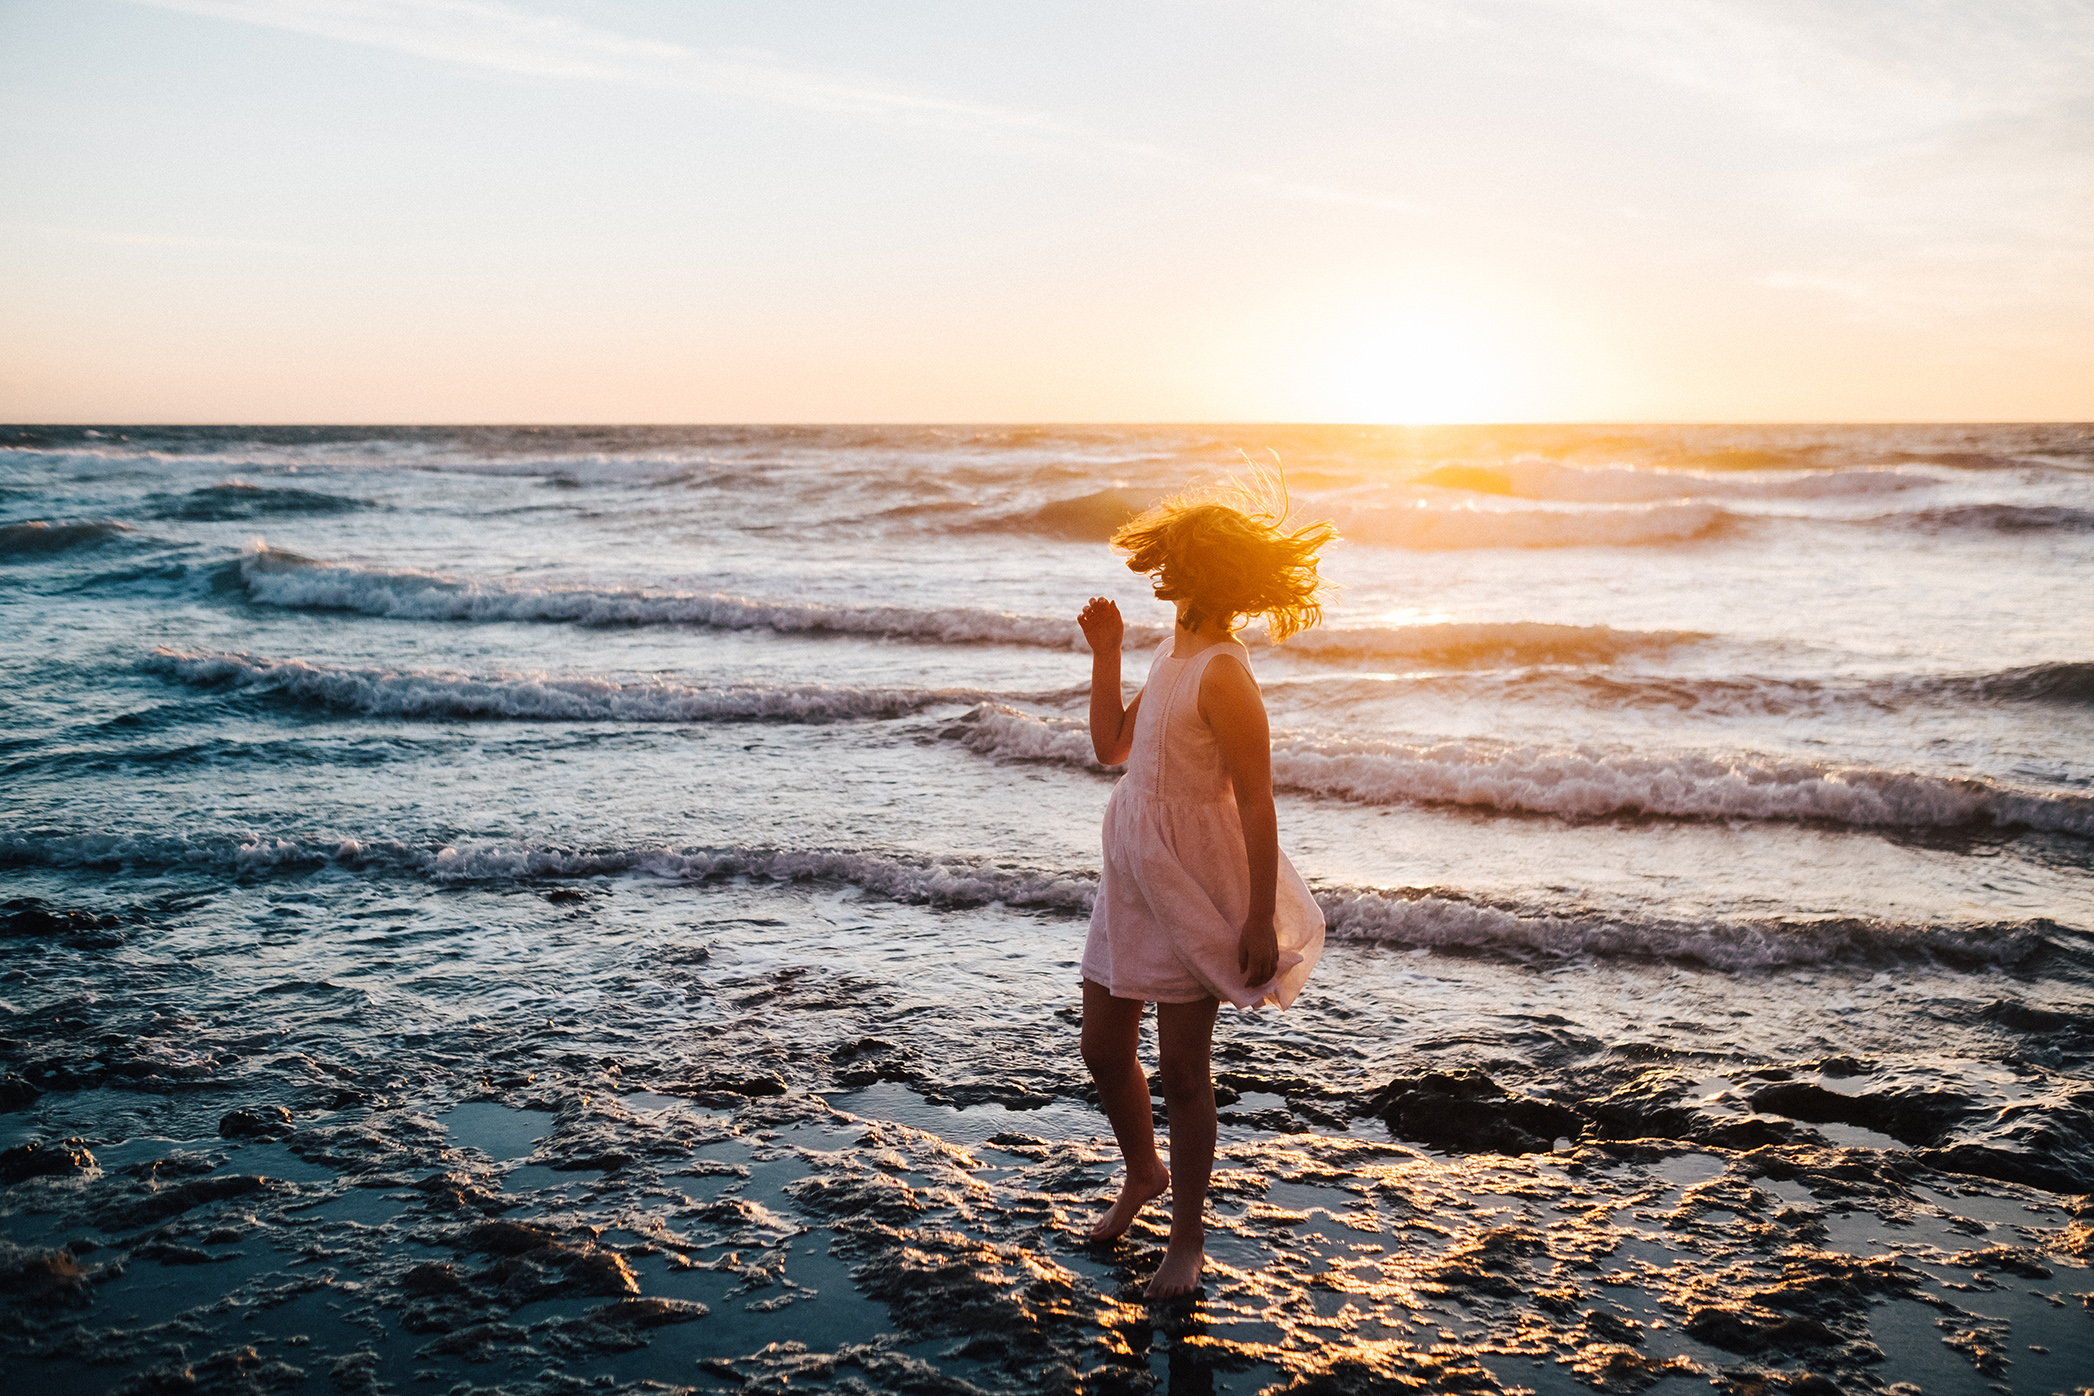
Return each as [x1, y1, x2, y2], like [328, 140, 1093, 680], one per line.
[1078, 973, 1222, 1006]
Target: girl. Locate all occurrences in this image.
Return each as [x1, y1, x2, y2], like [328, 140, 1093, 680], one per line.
[1075, 487, 1334, 1301]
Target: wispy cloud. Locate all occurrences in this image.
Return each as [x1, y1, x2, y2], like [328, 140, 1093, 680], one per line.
[1354, 0, 2094, 320]
[126, 0, 1158, 153]
[126, 0, 1435, 216]
[1376, 0, 2094, 141]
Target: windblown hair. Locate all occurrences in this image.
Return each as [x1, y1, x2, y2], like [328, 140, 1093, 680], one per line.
[1111, 482, 1337, 642]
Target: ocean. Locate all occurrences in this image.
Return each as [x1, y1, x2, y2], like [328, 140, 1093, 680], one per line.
[2, 422, 2090, 1396]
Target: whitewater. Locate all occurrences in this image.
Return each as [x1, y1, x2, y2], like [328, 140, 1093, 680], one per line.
[3, 422, 2092, 1396]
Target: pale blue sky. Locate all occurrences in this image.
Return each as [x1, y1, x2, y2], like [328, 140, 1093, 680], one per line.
[3, 0, 2088, 421]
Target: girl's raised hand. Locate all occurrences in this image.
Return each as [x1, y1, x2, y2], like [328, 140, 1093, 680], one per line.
[1078, 596, 1124, 652]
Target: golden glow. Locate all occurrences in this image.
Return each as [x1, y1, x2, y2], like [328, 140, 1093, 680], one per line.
[1290, 292, 1531, 425]
[1330, 315, 1502, 423]
[6, 6, 2091, 423]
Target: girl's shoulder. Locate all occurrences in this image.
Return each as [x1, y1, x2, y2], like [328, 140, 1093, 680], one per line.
[1192, 640, 1262, 725]
[1191, 638, 1256, 685]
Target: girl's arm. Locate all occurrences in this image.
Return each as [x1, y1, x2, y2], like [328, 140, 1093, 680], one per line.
[1201, 655, 1280, 987]
[1079, 597, 1141, 764]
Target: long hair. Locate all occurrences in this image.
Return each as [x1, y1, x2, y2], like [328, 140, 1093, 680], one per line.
[1110, 473, 1337, 642]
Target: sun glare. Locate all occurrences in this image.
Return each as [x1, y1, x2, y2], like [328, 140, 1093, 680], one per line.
[1320, 310, 1509, 424]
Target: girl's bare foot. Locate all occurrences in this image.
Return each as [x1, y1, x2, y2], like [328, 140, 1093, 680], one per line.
[1145, 1239, 1204, 1299]
[1087, 1163, 1170, 1242]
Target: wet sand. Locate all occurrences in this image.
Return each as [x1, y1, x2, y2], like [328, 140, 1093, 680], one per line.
[3, 888, 2091, 1396]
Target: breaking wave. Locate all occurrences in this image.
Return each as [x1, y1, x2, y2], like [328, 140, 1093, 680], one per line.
[1401, 461, 2094, 538]
[1278, 621, 1705, 667]
[941, 705, 1100, 767]
[235, 546, 1703, 667]
[1318, 889, 2057, 972]
[0, 831, 1101, 912]
[0, 829, 2062, 972]
[1268, 740, 2094, 835]
[976, 487, 1155, 541]
[0, 520, 137, 558]
[1883, 503, 2094, 534]
[1414, 460, 1941, 504]
[1336, 500, 1730, 550]
[943, 705, 2094, 836]
[144, 648, 1004, 723]
[1280, 661, 2094, 716]
[1952, 661, 2094, 706]
[237, 545, 1091, 648]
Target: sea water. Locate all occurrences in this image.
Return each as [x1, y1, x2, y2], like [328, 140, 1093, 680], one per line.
[2, 423, 2090, 1394]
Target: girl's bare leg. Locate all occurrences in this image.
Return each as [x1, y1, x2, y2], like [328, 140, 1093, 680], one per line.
[1079, 980, 1170, 1241]
[1148, 994, 1220, 1299]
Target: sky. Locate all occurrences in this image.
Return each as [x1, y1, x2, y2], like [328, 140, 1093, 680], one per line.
[1, 0, 2089, 424]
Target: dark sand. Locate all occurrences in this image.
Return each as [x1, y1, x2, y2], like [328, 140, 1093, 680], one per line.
[4, 1070, 2091, 1396]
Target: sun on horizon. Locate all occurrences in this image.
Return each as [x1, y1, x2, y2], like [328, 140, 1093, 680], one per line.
[1310, 306, 1519, 426]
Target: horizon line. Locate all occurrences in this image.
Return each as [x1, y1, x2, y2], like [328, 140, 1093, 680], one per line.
[7, 419, 2091, 430]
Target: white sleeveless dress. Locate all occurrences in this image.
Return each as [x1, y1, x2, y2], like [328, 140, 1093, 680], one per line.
[1081, 638, 1324, 1009]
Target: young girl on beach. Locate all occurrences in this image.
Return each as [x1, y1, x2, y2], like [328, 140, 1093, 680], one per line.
[1075, 486, 1335, 1300]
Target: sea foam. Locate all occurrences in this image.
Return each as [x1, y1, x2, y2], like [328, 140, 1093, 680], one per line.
[1415, 459, 1944, 504]
[1335, 500, 1730, 550]
[0, 830, 1101, 912]
[238, 546, 1095, 648]
[1885, 503, 2094, 534]
[237, 546, 1702, 667]
[1271, 662, 2094, 719]
[1277, 620, 1705, 667]
[145, 648, 1002, 723]
[944, 704, 2094, 836]
[0, 829, 2056, 971]
[1318, 888, 2053, 971]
